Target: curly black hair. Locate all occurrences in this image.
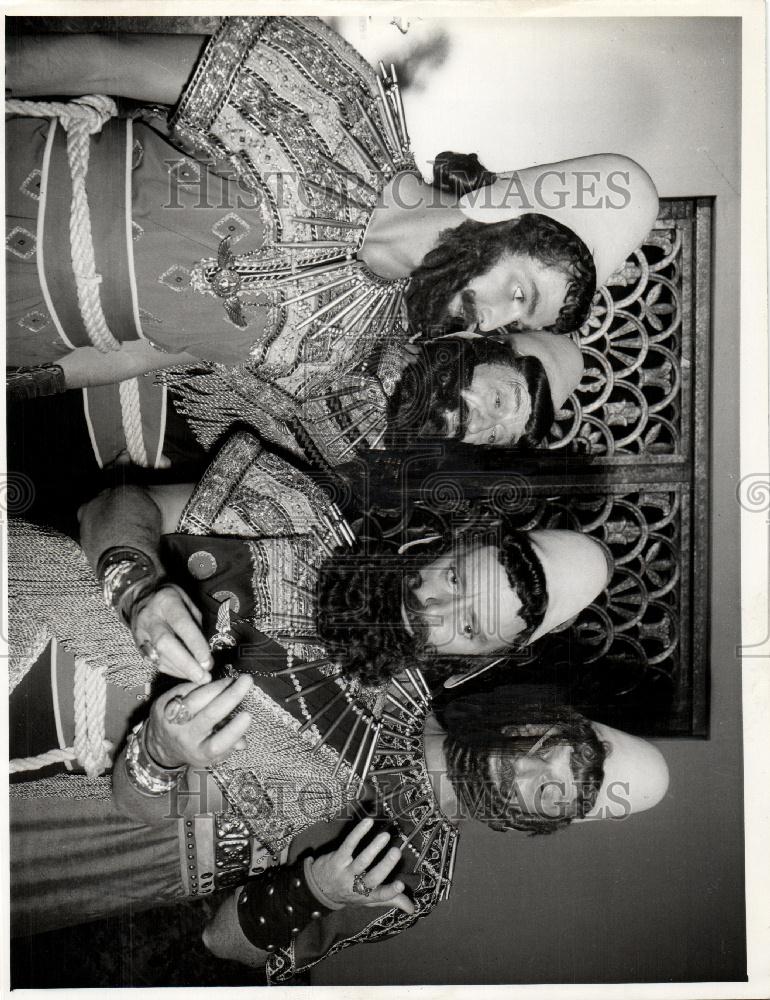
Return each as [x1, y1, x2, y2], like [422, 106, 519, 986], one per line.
[430, 150, 498, 197]
[440, 690, 607, 835]
[316, 517, 548, 686]
[405, 212, 596, 338]
[386, 335, 555, 450]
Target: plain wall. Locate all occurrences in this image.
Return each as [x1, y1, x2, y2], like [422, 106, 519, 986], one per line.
[315, 16, 743, 984]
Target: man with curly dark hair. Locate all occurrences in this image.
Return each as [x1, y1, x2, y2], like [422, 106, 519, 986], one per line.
[386, 332, 582, 450]
[315, 514, 609, 688]
[405, 212, 597, 338]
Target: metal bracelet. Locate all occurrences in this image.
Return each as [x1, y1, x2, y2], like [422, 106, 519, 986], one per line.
[124, 723, 185, 796]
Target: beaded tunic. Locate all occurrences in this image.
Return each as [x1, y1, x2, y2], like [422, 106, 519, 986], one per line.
[9, 432, 459, 979]
[6, 16, 415, 467]
[172, 429, 459, 981]
[163, 14, 417, 465]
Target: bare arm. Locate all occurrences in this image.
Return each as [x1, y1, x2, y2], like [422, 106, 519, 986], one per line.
[57, 340, 199, 390]
[78, 482, 193, 572]
[6, 32, 206, 103]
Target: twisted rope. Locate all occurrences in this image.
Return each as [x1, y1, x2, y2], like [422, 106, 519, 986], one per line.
[118, 377, 149, 466]
[10, 746, 78, 773]
[6, 95, 121, 353]
[72, 656, 113, 777]
[9, 656, 113, 777]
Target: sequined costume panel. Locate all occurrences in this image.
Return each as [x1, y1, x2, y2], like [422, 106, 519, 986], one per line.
[164, 15, 415, 443]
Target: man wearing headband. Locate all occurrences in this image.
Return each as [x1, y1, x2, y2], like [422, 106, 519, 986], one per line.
[199, 692, 668, 970]
[77, 429, 610, 688]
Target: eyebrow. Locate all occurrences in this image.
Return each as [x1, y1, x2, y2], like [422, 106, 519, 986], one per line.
[527, 280, 540, 318]
[456, 549, 488, 643]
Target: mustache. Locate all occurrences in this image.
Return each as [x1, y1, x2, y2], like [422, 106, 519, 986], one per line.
[402, 574, 436, 650]
[442, 396, 470, 441]
[459, 289, 478, 327]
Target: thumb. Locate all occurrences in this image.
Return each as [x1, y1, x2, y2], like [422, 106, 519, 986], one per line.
[366, 882, 415, 915]
[387, 891, 415, 916]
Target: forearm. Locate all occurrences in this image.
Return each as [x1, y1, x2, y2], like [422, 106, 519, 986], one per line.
[203, 888, 269, 969]
[78, 484, 165, 575]
[57, 342, 198, 390]
[6, 32, 206, 103]
[112, 732, 225, 826]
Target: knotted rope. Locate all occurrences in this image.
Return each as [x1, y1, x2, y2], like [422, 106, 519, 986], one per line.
[6, 95, 120, 353]
[8, 96, 152, 464]
[10, 656, 113, 778]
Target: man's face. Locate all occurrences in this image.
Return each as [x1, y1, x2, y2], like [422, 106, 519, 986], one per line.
[447, 252, 569, 332]
[401, 543, 526, 656]
[491, 742, 578, 819]
[443, 361, 533, 446]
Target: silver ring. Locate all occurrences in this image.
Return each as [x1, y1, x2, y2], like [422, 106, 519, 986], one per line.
[139, 640, 160, 668]
[352, 874, 371, 898]
[164, 695, 193, 726]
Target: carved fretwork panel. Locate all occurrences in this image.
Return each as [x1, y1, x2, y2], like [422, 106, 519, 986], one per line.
[552, 198, 708, 464]
[356, 198, 710, 737]
[487, 483, 695, 738]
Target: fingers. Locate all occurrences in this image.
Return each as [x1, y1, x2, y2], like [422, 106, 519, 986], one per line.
[366, 884, 415, 915]
[165, 588, 212, 667]
[339, 817, 375, 859]
[195, 674, 253, 728]
[362, 844, 402, 887]
[204, 710, 252, 761]
[133, 587, 212, 682]
[350, 831, 391, 874]
[180, 676, 239, 715]
[153, 631, 209, 682]
[156, 680, 204, 713]
[177, 587, 204, 625]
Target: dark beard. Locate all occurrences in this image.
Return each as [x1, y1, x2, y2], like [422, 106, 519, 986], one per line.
[387, 343, 475, 443]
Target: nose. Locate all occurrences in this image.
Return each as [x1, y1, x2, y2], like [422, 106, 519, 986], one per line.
[410, 576, 454, 612]
[461, 389, 491, 435]
[512, 755, 539, 780]
[476, 308, 493, 331]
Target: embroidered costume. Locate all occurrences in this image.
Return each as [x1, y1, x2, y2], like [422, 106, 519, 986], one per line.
[9, 431, 458, 982]
[6, 17, 414, 468]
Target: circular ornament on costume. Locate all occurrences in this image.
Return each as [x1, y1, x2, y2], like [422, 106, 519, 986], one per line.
[212, 590, 241, 614]
[212, 268, 241, 297]
[188, 550, 218, 580]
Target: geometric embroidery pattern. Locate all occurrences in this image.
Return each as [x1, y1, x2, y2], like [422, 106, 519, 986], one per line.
[20, 169, 42, 202]
[168, 159, 201, 188]
[138, 307, 163, 326]
[158, 264, 191, 293]
[212, 212, 251, 244]
[17, 309, 50, 333]
[6, 226, 37, 260]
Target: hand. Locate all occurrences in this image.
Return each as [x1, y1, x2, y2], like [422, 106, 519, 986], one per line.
[132, 584, 213, 682]
[310, 818, 415, 915]
[145, 675, 253, 769]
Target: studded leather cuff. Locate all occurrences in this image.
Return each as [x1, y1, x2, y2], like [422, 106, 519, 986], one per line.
[97, 546, 165, 625]
[236, 857, 337, 953]
[7, 363, 67, 401]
